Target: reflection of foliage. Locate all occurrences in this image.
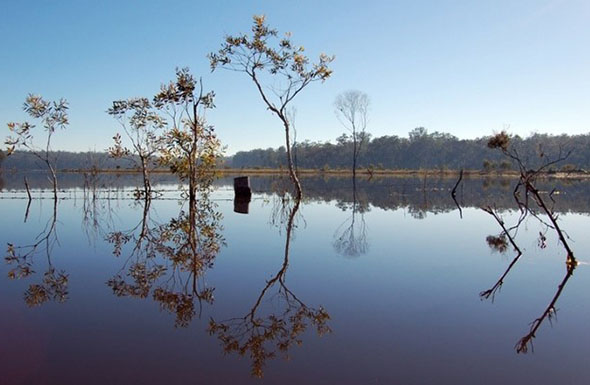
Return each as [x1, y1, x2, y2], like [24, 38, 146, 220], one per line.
[480, 206, 523, 301]
[24, 267, 68, 307]
[209, 198, 331, 378]
[485, 234, 508, 253]
[4, 200, 68, 306]
[107, 188, 223, 327]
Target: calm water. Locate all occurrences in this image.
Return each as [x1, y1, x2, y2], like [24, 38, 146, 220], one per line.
[1, 174, 590, 384]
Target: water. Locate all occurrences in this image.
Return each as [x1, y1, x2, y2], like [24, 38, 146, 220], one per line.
[1, 174, 590, 384]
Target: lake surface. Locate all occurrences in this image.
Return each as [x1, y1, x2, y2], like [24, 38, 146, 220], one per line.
[1, 173, 590, 384]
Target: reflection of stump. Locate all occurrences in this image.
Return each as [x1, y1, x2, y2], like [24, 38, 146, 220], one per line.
[234, 195, 251, 214]
[234, 177, 252, 197]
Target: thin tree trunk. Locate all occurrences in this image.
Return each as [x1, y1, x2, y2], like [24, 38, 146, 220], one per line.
[48, 164, 58, 201]
[283, 121, 302, 200]
[141, 157, 151, 198]
[352, 135, 357, 179]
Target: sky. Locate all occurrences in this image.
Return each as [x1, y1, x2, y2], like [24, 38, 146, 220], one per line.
[1, 0, 589, 155]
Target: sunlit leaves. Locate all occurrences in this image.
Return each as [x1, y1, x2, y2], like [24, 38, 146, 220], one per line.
[209, 15, 334, 95]
[4, 94, 69, 197]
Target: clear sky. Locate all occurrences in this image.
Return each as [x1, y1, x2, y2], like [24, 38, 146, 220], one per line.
[1, 0, 589, 155]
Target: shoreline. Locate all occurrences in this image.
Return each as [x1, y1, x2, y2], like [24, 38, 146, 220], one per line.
[8, 168, 584, 179]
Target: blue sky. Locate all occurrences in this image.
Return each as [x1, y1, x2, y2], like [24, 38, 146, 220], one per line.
[1, 0, 589, 154]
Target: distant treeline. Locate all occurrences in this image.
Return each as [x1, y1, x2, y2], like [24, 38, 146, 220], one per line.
[0, 150, 139, 171]
[229, 128, 590, 171]
[2, 129, 590, 172]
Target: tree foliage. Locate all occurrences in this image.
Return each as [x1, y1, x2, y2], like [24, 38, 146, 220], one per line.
[5, 94, 69, 199]
[155, 68, 222, 197]
[209, 14, 334, 199]
[107, 96, 166, 197]
[107, 68, 223, 198]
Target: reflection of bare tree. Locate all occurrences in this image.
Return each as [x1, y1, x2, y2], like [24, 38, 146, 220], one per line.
[80, 172, 118, 246]
[333, 177, 369, 257]
[4, 199, 68, 306]
[482, 131, 578, 353]
[480, 206, 523, 301]
[107, 188, 223, 327]
[208, 197, 331, 378]
[516, 258, 576, 353]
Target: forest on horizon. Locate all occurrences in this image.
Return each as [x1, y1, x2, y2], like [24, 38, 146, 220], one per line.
[1, 128, 589, 172]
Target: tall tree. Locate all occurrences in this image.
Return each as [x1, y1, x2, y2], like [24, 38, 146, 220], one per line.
[334, 90, 369, 178]
[5, 94, 69, 200]
[209, 14, 334, 200]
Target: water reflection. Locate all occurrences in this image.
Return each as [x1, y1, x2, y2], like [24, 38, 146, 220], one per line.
[333, 177, 369, 257]
[209, 196, 331, 378]
[479, 159, 579, 353]
[3, 173, 590, 382]
[4, 199, 69, 306]
[107, 191, 223, 327]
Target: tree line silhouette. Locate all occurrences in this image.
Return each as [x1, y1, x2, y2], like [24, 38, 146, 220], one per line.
[229, 128, 590, 171]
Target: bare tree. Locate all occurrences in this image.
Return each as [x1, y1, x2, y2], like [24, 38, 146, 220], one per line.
[209, 15, 334, 200]
[482, 130, 578, 353]
[334, 90, 369, 178]
[5, 94, 69, 201]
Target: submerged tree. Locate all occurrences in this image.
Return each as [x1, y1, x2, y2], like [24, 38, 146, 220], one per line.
[155, 68, 222, 202]
[482, 130, 577, 353]
[5, 94, 69, 200]
[107, 98, 166, 198]
[334, 90, 369, 178]
[106, 69, 224, 325]
[107, 68, 222, 199]
[209, 14, 334, 199]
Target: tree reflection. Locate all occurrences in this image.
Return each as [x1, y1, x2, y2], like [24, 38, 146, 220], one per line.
[106, 186, 223, 327]
[482, 131, 579, 353]
[333, 176, 369, 257]
[4, 199, 69, 306]
[208, 196, 331, 378]
[480, 206, 523, 301]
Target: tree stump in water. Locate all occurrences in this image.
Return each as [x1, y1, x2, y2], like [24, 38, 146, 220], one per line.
[233, 176, 251, 214]
[234, 176, 251, 197]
